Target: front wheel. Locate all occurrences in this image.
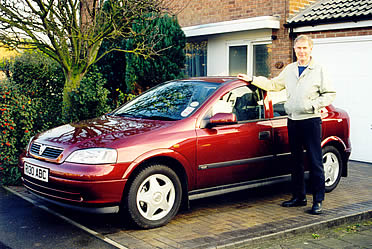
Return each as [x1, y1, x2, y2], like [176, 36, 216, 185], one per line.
[124, 164, 182, 229]
[323, 146, 343, 192]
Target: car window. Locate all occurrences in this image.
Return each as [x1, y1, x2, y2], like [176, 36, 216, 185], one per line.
[269, 90, 287, 117]
[210, 85, 264, 121]
[112, 81, 221, 120]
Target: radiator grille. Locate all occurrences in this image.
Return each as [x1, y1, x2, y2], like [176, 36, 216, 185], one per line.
[30, 143, 63, 159]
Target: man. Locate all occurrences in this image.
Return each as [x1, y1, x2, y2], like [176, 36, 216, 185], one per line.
[237, 35, 336, 214]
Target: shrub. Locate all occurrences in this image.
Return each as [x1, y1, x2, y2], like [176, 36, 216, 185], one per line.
[10, 50, 64, 130]
[0, 51, 64, 185]
[68, 66, 111, 121]
[115, 89, 136, 108]
[0, 82, 35, 185]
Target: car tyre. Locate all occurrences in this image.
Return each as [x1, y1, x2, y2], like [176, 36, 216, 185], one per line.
[323, 146, 343, 193]
[125, 164, 182, 229]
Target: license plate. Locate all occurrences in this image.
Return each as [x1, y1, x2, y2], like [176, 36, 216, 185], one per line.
[24, 162, 49, 182]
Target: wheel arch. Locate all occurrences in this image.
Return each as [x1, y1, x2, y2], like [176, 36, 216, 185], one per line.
[321, 136, 349, 177]
[121, 150, 192, 211]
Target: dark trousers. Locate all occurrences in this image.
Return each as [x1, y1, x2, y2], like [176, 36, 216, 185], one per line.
[287, 117, 325, 203]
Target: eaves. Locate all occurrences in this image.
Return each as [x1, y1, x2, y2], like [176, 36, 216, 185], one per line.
[182, 16, 280, 38]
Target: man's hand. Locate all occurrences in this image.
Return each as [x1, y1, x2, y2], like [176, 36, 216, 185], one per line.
[237, 74, 252, 83]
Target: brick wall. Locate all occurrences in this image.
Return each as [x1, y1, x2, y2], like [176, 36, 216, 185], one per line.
[271, 0, 292, 77]
[173, 0, 276, 27]
[173, 0, 317, 27]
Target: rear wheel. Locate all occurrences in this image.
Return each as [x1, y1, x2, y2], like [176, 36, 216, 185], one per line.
[124, 164, 182, 229]
[323, 146, 343, 192]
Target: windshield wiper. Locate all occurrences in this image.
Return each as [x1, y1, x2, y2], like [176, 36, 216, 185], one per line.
[144, 116, 178, 121]
[115, 112, 135, 117]
[115, 113, 177, 121]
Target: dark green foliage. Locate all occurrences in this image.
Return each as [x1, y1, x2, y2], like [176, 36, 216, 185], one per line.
[10, 51, 65, 131]
[0, 82, 36, 185]
[125, 14, 186, 92]
[96, 39, 127, 108]
[0, 58, 12, 78]
[1, 51, 65, 185]
[68, 66, 111, 122]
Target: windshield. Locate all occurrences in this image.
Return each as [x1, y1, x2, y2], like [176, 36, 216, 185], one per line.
[112, 81, 221, 120]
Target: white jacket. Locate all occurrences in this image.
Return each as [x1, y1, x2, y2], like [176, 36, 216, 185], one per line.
[252, 59, 336, 120]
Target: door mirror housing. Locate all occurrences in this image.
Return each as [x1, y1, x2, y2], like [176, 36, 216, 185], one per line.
[208, 113, 237, 127]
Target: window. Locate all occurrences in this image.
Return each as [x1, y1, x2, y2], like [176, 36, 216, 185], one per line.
[229, 45, 247, 76]
[227, 41, 271, 77]
[253, 43, 271, 77]
[269, 90, 287, 117]
[210, 86, 264, 122]
[184, 40, 207, 77]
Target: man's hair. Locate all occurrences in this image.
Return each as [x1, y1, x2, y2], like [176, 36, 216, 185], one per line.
[294, 35, 313, 47]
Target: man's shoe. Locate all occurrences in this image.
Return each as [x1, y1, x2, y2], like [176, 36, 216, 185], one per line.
[281, 197, 307, 207]
[310, 202, 323, 215]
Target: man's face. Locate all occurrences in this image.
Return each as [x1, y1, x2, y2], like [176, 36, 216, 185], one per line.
[294, 39, 312, 65]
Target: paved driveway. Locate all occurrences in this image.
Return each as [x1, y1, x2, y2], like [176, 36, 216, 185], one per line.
[3, 161, 372, 249]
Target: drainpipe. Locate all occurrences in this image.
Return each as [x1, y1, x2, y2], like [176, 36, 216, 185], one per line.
[288, 26, 297, 62]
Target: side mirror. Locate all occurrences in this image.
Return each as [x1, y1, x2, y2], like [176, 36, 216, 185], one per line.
[208, 113, 237, 127]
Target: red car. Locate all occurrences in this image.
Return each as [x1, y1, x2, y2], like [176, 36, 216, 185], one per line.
[19, 77, 351, 228]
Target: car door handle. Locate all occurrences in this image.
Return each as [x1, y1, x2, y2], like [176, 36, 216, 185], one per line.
[259, 131, 271, 140]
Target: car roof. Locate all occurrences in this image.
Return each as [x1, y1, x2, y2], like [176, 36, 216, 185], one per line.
[179, 76, 238, 84]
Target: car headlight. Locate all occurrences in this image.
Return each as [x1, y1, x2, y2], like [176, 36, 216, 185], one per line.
[26, 136, 34, 153]
[65, 148, 118, 164]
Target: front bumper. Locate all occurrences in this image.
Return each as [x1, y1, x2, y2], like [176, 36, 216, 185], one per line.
[19, 157, 128, 213]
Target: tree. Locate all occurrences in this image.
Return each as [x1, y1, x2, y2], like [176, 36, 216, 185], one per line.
[95, 38, 127, 105]
[95, 13, 186, 103]
[125, 14, 186, 93]
[0, 0, 169, 121]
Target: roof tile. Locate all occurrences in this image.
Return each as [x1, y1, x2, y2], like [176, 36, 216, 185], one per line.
[288, 0, 372, 26]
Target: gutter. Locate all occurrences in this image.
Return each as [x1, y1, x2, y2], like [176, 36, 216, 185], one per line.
[285, 15, 372, 29]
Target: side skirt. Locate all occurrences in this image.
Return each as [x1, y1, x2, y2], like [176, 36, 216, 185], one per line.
[188, 174, 293, 201]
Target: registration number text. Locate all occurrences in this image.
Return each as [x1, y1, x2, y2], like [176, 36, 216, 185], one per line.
[24, 163, 49, 182]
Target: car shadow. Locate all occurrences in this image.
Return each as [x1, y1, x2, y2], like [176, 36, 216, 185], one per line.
[43, 180, 293, 233]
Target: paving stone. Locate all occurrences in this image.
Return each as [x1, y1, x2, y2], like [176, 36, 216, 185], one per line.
[338, 233, 372, 248]
[312, 237, 354, 249]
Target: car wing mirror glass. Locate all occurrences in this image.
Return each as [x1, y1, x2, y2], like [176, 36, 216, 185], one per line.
[208, 113, 237, 127]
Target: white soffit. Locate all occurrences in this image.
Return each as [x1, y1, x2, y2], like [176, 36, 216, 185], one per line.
[182, 16, 280, 37]
[293, 20, 372, 33]
[313, 35, 372, 44]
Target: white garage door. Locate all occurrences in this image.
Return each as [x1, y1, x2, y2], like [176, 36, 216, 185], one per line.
[312, 35, 372, 163]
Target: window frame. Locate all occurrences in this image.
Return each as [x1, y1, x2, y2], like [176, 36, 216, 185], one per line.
[207, 85, 265, 123]
[184, 39, 208, 77]
[226, 39, 272, 77]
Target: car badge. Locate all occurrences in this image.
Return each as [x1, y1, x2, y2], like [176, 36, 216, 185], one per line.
[39, 144, 47, 156]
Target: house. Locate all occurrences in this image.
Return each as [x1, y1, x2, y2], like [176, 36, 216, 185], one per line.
[175, 0, 372, 163]
[175, 0, 307, 78]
